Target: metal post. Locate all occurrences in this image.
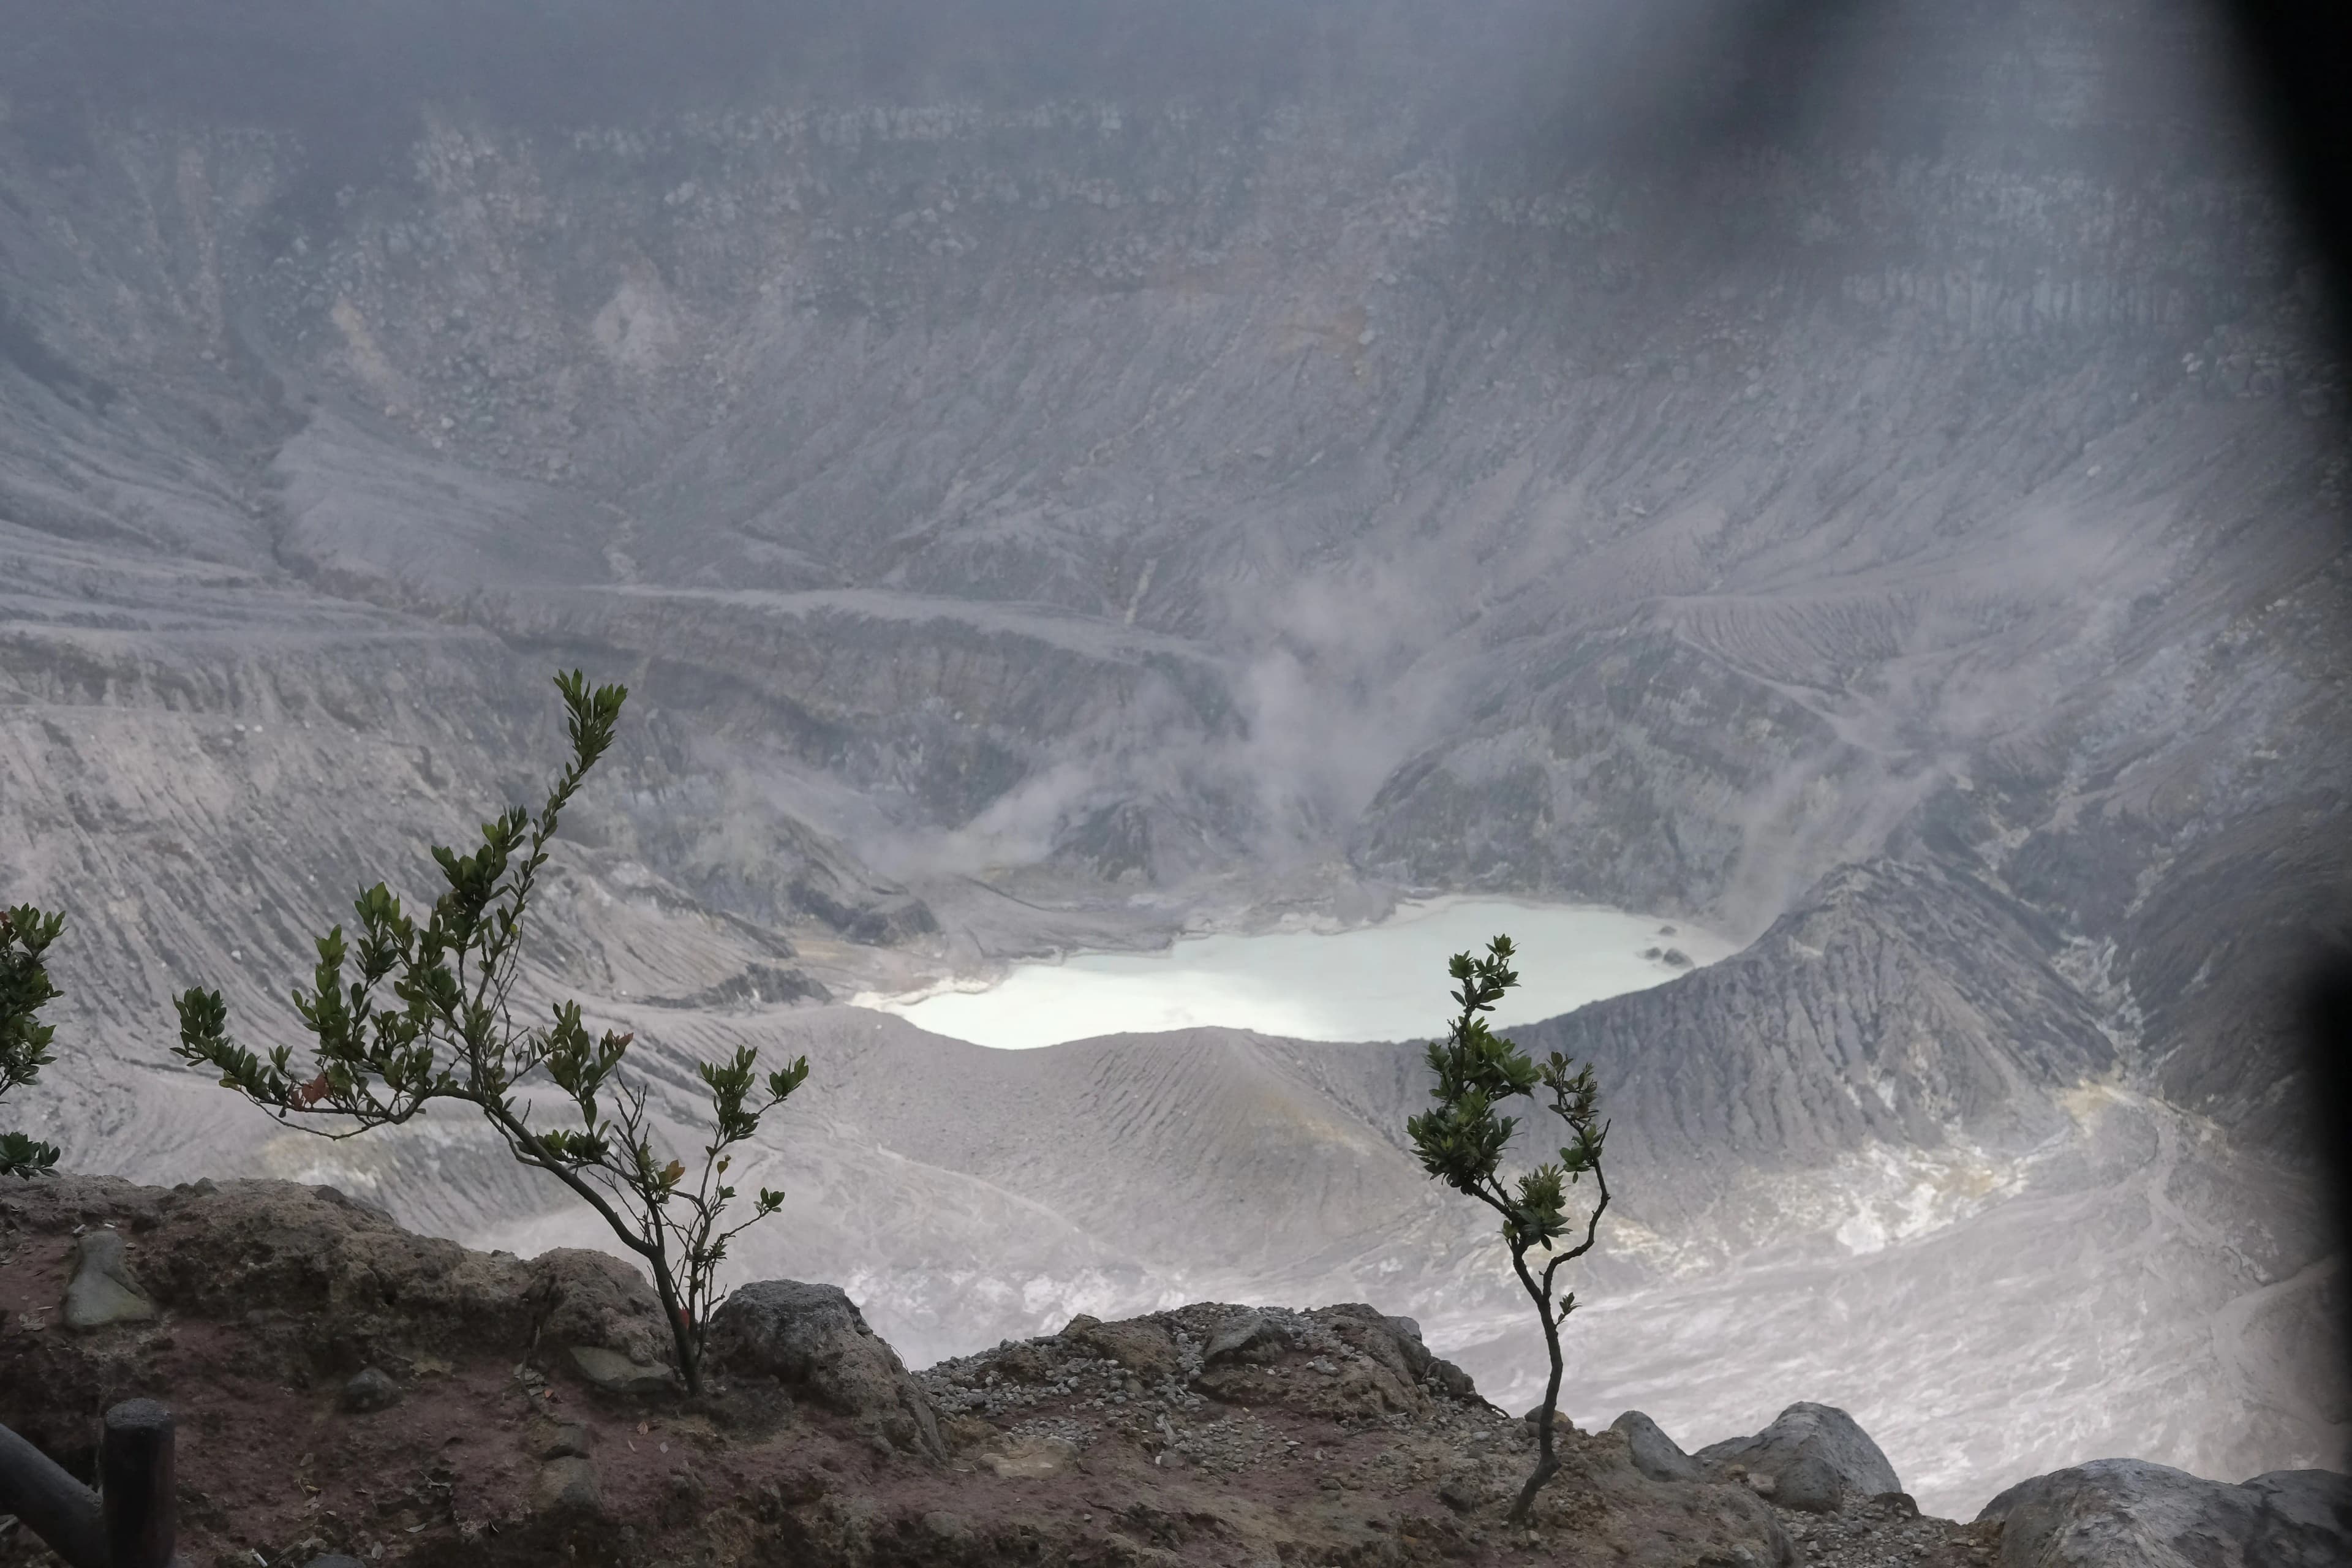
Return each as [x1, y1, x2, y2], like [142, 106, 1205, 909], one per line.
[99, 1400, 174, 1568]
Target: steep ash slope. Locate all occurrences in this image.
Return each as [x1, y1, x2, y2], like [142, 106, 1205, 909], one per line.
[0, 0, 2341, 1097]
[444, 923, 2330, 1518]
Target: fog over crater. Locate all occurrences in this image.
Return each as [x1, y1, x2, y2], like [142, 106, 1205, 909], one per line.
[0, 0, 2346, 1519]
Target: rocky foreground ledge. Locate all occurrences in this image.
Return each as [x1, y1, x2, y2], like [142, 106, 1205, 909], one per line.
[1, 1179, 2345, 1568]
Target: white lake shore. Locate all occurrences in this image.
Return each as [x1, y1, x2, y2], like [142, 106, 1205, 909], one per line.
[858, 897, 1739, 1049]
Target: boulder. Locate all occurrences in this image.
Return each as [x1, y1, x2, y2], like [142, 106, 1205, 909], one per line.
[338, 1366, 401, 1414]
[526, 1248, 673, 1371]
[1694, 1403, 1899, 1513]
[1311, 1303, 1434, 1384]
[1425, 1357, 1480, 1403]
[1063, 1316, 1183, 1385]
[62, 1231, 156, 1328]
[1978, 1458, 2352, 1568]
[1770, 1452, 1851, 1513]
[533, 1420, 592, 1460]
[568, 1343, 678, 1394]
[1202, 1308, 1291, 1366]
[1436, 1466, 1489, 1514]
[531, 1455, 601, 1515]
[707, 1280, 943, 1460]
[1611, 1410, 1702, 1482]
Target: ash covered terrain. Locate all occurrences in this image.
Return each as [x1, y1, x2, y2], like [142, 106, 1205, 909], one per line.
[0, 0, 2345, 1521]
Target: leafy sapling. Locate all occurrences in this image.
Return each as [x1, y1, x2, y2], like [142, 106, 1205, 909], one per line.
[173, 671, 809, 1394]
[1, 904, 66, 1178]
[1406, 934, 1611, 1526]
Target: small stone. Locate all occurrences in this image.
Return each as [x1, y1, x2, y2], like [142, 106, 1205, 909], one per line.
[339, 1367, 401, 1414]
[568, 1343, 677, 1394]
[1437, 1472, 1485, 1514]
[984, 1435, 1080, 1478]
[539, 1421, 592, 1460]
[531, 1456, 600, 1514]
[62, 1231, 157, 1329]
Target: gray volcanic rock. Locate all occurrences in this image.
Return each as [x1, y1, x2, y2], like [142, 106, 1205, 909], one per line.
[526, 1246, 675, 1374]
[567, 1344, 678, 1396]
[1977, 1458, 2352, 1568]
[337, 1366, 401, 1414]
[1204, 1308, 1292, 1368]
[1612, 1411, 1703, 1483]
[530, 1455, 602, 1516]
[708, 1279, 944, 1460]
[61, 1228, 156, 1329]
[1696, 1403, 1903, 1515]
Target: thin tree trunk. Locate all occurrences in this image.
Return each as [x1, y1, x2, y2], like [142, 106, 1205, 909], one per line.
[488, 1104, 704, 1393]
[651, 1266, 701, 1395]
[1506, 1254, 1569, 1526]
[1507, 1450, 1561, 1526]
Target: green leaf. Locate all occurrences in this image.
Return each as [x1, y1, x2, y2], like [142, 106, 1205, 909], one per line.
[1410, 930, 1611, 1486]
[161, 667, 807, 1400]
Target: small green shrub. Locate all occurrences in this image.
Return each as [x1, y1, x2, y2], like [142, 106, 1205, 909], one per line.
[0, 903, 65, 1178]
[173, 671, 808, 1394]
[1407, 934, 1611, 1525]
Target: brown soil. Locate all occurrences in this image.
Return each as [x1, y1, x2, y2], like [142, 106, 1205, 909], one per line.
[1, 1177, 2000, 1568]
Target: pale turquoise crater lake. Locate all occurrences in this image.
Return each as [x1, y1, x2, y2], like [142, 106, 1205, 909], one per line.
[863, 899, 1736, 1049]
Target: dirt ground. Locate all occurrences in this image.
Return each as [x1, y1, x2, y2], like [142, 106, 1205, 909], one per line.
[1, 1177, 2000, 1568]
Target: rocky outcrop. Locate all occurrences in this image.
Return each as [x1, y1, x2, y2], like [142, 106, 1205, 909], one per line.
[1170, 1302, 1487, 1422]
[2, 1176, 688, 1390]
[707, 1279, 945, 1460]
[1978, 1459, 2352, 1568]
[6, 1172, 2350, 1568]
[1054, 1312, 1183, 1385]
[1695, 1402, 1905, 1514]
